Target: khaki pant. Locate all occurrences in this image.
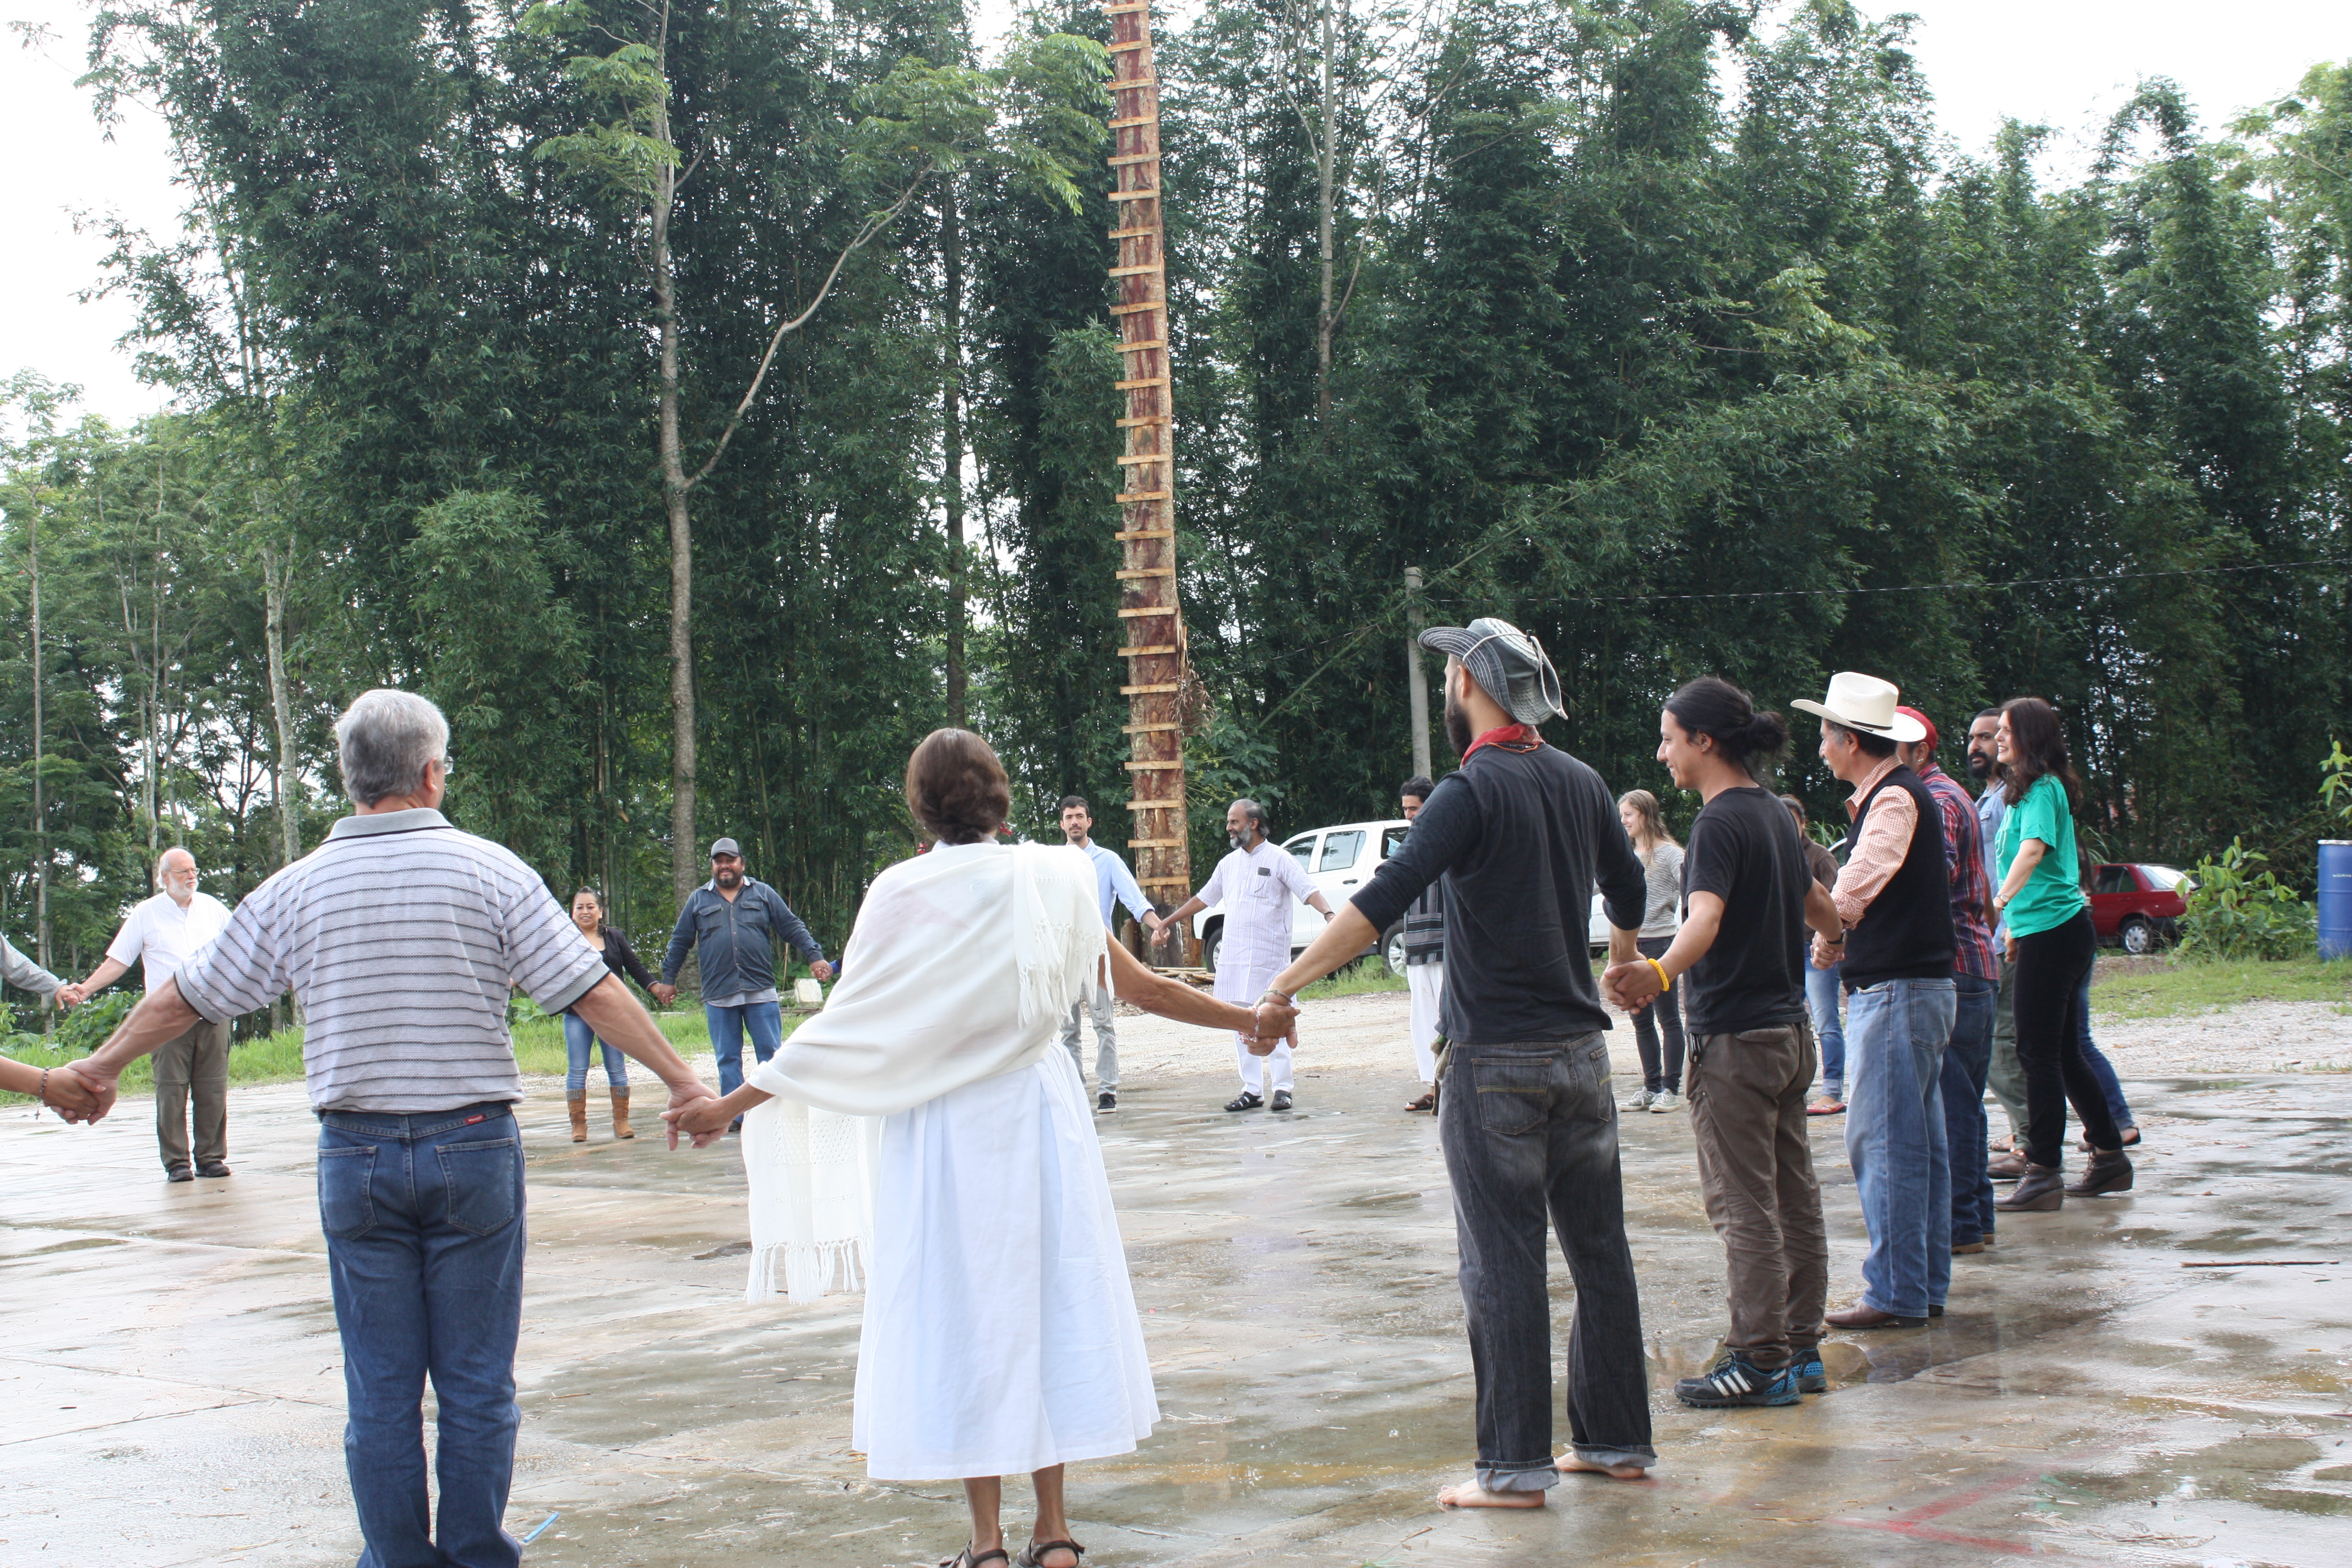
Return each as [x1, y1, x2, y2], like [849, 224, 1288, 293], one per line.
[1685, 1021, 1828, 1369]
[154, 1015, 231, 1171]
[1986, 956, 2027, 1142]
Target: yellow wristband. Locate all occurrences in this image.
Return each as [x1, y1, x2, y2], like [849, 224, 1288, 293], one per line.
[1645, 956, 1672, 993]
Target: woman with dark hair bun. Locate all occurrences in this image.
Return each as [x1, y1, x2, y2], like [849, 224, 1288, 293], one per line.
[1989, 698, 2130, 1211]
[674, 728, 1272, 1568]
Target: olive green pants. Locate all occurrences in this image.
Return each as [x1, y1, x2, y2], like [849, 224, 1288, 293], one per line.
[154, 1015, 232, 1171]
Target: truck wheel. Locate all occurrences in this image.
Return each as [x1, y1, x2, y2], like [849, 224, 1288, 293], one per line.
[2120, 916, 2155, 956]
[1383, 924, 1407, 977]
[1202, 923, 1222, 976]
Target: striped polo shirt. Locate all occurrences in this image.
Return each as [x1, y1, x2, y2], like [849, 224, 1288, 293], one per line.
[176, 807, 607, 1113]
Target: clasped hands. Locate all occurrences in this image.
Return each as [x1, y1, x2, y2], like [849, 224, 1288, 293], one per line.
[1246, 994, 1300, 1057]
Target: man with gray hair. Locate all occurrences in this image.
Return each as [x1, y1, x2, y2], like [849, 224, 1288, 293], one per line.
[1161, 798, 1334, 1111]
[62, 846, 235, 1180]
[56, 688, 722, 1568]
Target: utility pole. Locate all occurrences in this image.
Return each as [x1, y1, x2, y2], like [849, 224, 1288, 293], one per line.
[1404, 565, 1430, 778]
[1106, 0, 1190, 961]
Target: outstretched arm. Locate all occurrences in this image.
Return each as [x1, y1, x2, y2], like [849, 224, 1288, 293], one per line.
[51, 976, 208, 1122]
[570, 975, 723, 1147]
[1106, 941, 1260, 1035]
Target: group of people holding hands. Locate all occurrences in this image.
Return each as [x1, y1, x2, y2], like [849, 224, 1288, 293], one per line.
[9, 616, 2134, 1567]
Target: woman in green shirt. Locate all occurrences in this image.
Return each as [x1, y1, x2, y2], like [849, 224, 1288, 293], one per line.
[1989, 697, 2129, 1211]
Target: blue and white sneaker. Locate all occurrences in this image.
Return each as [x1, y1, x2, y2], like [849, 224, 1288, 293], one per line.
[1792, 1348, 1827, 1394]
[1675, 1349, 1801, 1408]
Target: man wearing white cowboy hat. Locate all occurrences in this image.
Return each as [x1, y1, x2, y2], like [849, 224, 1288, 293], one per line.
[1792, 673, 1957, 1331]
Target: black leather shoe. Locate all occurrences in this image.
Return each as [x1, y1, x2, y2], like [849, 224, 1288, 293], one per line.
[1270, 1090, 1293, 1112]
[196, 1162, 232, 1178]
[1097, 1091, 1116, 1112]
[166, 1167, 194, 1183]
[1223, 1091, 1263, 1113]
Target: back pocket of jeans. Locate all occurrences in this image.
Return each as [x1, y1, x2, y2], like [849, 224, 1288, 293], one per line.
[317, 1145, 377, 1239]
[1473, 1060, 1552, 1136]
[437, 1137, 523, 1237]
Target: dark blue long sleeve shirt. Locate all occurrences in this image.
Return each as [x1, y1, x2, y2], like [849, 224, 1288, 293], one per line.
[660, 878, 825, 1000]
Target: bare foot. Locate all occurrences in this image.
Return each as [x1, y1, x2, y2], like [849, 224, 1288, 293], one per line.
[1557, 1456, 1649, 1480]
[1436, 1479, 1545, 1509]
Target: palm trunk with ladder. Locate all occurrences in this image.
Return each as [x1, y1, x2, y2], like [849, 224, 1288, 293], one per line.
[1106, 1, 1190, 962]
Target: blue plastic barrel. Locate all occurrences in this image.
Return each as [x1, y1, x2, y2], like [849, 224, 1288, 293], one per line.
[2321, 841, 2352, 961]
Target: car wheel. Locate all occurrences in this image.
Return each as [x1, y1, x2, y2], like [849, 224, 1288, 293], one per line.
[1201, 923, 1222, 976]
[2120, 917, 2154, 956]
[1383, 924, 1407, 977]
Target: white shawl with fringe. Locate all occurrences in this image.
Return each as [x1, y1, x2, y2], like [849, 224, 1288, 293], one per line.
[740, 841, 1107, 1303]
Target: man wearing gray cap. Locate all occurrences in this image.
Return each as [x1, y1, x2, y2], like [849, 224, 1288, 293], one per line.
[657, 837, 834, 1117]
[1253, 617, 1653, 1508]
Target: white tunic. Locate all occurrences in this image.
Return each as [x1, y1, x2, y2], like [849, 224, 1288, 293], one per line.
[853, 1047, 1158, 1479]
[1196, 841, 1317, 1007]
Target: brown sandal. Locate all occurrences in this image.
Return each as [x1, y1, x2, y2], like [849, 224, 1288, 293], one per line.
[1016, 1544, 1084, 1568]
[1404, 1091, 1436, 1113]
[943, 1550, 1011, 1568]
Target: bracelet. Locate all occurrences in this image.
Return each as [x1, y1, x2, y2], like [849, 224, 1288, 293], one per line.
[36, 1068, 48, 1116]
[1643, 957, 1672, 993]
[1257, 988, 1295, 1008]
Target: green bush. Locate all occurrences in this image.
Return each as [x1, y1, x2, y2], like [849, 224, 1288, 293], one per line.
[2177, 839, 2318, 961]
[52, 989, 138, 1054]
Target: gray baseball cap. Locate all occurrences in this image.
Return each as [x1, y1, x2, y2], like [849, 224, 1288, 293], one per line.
[1419, 617, 1565, 726]
[708, 837, 743, 858]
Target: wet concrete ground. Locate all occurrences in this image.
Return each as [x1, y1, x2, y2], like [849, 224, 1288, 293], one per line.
[2, 998, 2348, 1567]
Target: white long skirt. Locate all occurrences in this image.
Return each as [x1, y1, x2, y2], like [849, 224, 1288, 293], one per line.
[852, 1047, 1159, 1480]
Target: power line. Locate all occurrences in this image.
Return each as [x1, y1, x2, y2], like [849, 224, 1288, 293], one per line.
[1562, 555, 2352, 605]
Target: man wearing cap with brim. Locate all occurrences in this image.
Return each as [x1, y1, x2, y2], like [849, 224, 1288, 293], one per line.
[1253, 617, 1654, 1509]
[1795, 674, 1957, 1331]
[656, 838, 835, 1128]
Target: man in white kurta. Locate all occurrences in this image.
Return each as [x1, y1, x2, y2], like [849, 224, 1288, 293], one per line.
[1164, 799, 1333, 1110]
[60, 847, 233, 1179]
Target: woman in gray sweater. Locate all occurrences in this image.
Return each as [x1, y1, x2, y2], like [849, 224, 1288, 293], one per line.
[1617, 791, 1688, 1112]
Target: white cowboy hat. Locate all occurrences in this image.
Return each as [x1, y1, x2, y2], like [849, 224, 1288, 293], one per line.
[1790, 672, 1927, 743]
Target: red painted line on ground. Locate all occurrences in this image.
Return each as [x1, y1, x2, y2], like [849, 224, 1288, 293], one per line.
[1834, 1516, 2034, 1551]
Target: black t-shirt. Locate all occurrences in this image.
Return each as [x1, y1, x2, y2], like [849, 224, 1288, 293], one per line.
[1680, 785, 1809, 1037]
[1351, 742, 1648, 1044]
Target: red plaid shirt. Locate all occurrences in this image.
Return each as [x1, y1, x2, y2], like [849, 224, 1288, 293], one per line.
[1917, 761, 1997, 981]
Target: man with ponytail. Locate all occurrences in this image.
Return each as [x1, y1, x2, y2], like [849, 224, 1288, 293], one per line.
[1605, 679, 1845, 1408]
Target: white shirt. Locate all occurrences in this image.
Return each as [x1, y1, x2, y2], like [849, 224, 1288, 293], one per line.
[105, 889, 233, 989]
[1195, 839, 1317, 999]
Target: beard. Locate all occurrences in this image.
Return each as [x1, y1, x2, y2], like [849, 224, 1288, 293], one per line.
[1965, 750, 1992, 783]
[1443, 684, 1476, 758]
[715, 867, 742, 888]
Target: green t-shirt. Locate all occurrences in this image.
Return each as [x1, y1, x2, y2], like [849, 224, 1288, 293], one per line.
[1995, 774, 2087, 937]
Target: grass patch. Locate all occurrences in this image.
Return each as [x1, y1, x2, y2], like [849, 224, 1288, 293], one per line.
[0, 1004, 777, 1105]
[2092, 954, 2350, 1020]
[1300, 957, 1407, 1000]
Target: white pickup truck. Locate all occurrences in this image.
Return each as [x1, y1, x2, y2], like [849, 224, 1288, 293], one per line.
[1191, 816, 1615, 976]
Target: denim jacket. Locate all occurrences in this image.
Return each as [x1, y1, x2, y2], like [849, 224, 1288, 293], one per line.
[659, 879, 824, 998]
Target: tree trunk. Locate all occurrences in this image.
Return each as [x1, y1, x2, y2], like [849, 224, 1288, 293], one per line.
[29, 508, 48, 993]
[1314, 0, 1338, 426]
[653, 130, 698, 912]
[943, 178, 967, 728]
[263, 542, 301, 872]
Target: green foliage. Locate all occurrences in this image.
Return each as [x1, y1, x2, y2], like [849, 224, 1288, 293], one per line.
[52, 990, 138, 1054]
[2177, 839, 2318, 961]
[2322, 740, 2352, 827]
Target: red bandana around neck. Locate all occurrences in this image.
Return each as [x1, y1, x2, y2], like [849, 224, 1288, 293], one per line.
[1463, 723, 1542, 761]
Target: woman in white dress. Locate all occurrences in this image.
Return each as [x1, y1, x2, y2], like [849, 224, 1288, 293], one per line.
[672, 729, 1270, 1568]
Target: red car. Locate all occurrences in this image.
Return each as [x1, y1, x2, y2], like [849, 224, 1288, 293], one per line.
[2087, 863, 2194, 954]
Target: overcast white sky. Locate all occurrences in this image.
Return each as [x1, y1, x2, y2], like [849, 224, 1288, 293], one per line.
[4, 0, 2344, 427]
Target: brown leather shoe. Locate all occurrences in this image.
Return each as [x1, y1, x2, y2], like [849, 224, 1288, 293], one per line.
[568, 1097, 590, 1142]
[1995, 1162, 2064, 1211]
[611, 1088, 635, 1139]
[2064, 1148, 2131, 1196]
[1986, 1149, 2027, 1180]
[1825, 1303, 1928, 1329]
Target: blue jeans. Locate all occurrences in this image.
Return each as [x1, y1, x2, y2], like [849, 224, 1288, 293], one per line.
[706, 1000, 785, 1097]
[317, 1102, 528, 1568]
[1844, 977, 1955, 1317]
[2074, 972, 2136, 1131]
[562, 1012, 628, 1096]
[1940, 974, 1999, 1246]
[1805, 959, 1845, 1096]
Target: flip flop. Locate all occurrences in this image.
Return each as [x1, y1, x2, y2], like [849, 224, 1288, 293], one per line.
[1806, 1098, 1845, 1117]
[1404, 1092, 1436, 1113]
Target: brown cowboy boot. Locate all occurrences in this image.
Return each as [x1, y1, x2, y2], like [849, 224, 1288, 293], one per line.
[611, 1088, 635, 1140]
[568, 1097, 590, 1142]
